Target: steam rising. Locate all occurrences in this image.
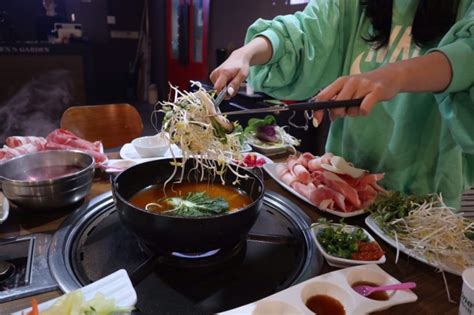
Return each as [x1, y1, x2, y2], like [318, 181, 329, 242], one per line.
[0, 70, 73, 144]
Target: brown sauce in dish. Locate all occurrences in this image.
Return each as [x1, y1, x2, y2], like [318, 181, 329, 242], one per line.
[352, 281, 390, 300]
[305, 294, 345, 315]
[129, 182, 252, 213]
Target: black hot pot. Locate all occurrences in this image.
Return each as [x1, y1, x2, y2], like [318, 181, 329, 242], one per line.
[112, 158, 264, 254]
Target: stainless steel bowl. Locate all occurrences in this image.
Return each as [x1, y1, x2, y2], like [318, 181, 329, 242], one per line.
[0, 150, 95, 210]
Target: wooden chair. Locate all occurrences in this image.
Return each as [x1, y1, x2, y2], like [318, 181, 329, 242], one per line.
[60, 103, 144, 149]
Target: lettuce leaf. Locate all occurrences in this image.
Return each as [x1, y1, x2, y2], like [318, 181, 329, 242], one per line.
[244, 115, 277, 135]
[164, 192, 229, 217]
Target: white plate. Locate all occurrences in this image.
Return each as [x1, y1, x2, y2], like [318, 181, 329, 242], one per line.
[247, 138, 290, 156]
[120, 142, 251, 162]
[120, 143, 182, 162]
[14, 269, 136, 315]
[102, 159, 138, 174]
[365, 215, 463, 276]
[220, 264, 417, 315]
[263, 163, 366, 218]
[313, 223, 386, 268]
[240, 142, 252, 153]
[0, 192, 9, 224]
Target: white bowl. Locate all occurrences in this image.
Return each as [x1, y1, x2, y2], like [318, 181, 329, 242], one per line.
[313, 223, 386, 268]
[247, 137, 290, 156]
[131, 134, 169, 158]
[0, 192, 9, 224]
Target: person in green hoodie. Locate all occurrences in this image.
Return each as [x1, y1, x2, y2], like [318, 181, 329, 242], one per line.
[210, 0, 473, 210]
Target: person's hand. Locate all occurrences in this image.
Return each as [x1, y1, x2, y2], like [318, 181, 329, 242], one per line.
[210, 50, 250, 97]
[313, 64, 403, 124]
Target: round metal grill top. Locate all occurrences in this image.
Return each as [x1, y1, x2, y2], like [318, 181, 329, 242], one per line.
[49, 191, 322, 314]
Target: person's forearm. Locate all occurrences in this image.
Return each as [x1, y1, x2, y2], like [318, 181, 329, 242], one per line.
[234, 36, 273, 66]
[390, 51, 452, 93]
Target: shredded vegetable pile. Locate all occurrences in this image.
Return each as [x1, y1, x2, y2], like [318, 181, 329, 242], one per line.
[29, 291, 133, 315]
[153, 82, 248, 185]
[371, 193, 474, 273]
[370, 193, 474, 302]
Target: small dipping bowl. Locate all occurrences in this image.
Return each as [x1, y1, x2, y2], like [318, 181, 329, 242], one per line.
[132, 134, 169, 158]
[0, 150, 95, 210]
[346, 268, 394, 301]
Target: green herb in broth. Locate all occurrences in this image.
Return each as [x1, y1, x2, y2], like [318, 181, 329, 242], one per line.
[162, 192, 229, 217]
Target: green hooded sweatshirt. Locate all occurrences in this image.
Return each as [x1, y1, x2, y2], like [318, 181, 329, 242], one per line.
[246, 0, 474, 210]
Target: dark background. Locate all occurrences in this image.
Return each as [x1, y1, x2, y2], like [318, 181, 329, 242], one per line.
[0, 0, 306, 105]
[0, 0, 318, 148]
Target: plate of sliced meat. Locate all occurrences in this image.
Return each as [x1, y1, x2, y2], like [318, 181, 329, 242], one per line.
[0, 129, 108, 166]
[0, 136, 47, 162]
[263, 152, 386, 218]
[46, 129, 108, 164]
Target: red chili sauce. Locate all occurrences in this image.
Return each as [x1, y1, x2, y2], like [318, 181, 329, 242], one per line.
[351, 241, 384, 261]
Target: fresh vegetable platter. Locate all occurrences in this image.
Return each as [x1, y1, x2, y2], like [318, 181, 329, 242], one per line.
[365, 192, 474, 276]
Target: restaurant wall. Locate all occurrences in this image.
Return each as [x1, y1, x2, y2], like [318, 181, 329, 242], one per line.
[208, 0, 308, 73]
[149, 0, 167, 102]
[0, 0, 66, 41]
[1, 0, 146, 104]
[65, 0, 109, 43]
[65, 0, 145, 103]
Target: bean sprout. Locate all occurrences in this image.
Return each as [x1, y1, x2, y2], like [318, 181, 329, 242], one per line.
[374, 194, 474, 303]
[152, 82, 249, 186]
[389, 195, 474, 273]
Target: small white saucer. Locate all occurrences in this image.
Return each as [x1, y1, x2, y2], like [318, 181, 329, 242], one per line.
[0, 192, 9, 224]
[120, 143, 182, 162]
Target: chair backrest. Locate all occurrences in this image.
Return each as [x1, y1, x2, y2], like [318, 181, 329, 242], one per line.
[60, 103, 144, 149]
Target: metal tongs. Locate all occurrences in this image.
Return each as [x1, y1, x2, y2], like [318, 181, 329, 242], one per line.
[212, 86, 230, 114]
[216, 98, 363, 116]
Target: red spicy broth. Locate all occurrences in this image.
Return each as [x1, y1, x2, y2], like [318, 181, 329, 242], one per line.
[129, 182, 252, 213]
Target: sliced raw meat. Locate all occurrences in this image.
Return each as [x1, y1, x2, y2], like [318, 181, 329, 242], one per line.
[46, 129, 106, 163]
[46, 141, 107, 164]
[310, 186, 347, 211]
[5, 136, 47, 149]
[293, 164, 311, 183]
[308, 158, 323, 172]
[275, 163, 289, 177]
[0, 142, 44, 161]
[301, 152, 315, 163]
[291, 181, 316, 200]
[287, 155, 311, 183]
[46, 129, 101, 152]
[281, 171, 298, 187]
[318, 171, 361, 208]
[358, 185, 378, 209]
[320, 152, 334, 164]
[278, 152, 386, 213]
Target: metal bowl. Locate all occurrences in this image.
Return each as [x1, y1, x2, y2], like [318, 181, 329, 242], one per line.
[0, 150, 95, 210]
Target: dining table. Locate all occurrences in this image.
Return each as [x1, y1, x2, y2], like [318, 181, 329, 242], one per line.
[0, 152, 463, 315]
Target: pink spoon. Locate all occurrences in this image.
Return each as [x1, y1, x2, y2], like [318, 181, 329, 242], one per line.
[353, 282, 416, 297]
